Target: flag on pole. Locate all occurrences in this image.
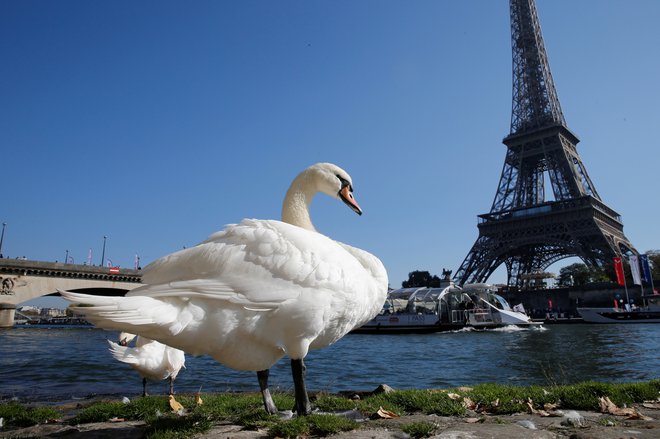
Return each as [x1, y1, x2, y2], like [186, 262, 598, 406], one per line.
[640, 254, 652, 284]
[613, 257, 625, 286]
[629, 255, 642, 286]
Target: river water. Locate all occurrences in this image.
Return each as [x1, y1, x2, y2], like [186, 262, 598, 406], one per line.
[1, 324, 659, 403]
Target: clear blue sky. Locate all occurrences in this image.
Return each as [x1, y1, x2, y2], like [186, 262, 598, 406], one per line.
[2, 1, 659, 307]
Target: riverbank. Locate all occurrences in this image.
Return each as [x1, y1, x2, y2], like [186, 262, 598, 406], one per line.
[2, 382, 659, 438]
[4, 403, 660, 438]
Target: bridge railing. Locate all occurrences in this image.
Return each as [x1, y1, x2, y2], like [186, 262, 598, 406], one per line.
[0, 258, 142, 283]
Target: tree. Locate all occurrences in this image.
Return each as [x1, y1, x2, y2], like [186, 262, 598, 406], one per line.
[556, 263, 607, 286]
[402, 270, 441, 288]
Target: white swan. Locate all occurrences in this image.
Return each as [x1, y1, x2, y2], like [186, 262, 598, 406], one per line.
[107, 332, 186, 396]
[62, 162, 388, 415]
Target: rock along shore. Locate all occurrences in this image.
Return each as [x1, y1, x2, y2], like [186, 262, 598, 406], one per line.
[3, 402, 659, 439]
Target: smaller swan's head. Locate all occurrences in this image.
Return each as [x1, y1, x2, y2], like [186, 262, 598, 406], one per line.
[118, 332, 137, 346]
[309, 163, 362, 215]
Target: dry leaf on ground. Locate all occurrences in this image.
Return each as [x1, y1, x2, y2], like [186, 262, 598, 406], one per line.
[375, 407, 399, 419]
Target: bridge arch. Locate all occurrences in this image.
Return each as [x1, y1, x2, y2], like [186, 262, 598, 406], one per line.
[0, 258, 142, 327]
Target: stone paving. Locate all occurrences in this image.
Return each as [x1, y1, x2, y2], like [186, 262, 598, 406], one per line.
[3, 404, 659, 438]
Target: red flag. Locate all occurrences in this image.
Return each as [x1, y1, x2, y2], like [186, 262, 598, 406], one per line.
[613, 257, 625, 286]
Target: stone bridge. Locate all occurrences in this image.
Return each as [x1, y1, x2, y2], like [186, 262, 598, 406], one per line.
[0, 258, 142, 327]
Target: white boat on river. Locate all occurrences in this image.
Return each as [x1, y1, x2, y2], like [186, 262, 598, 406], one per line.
[352, 283, 542, 334]
[578, 295, 660, 323]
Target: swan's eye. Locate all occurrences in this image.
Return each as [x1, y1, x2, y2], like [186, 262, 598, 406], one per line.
[336, 175, 352, 191]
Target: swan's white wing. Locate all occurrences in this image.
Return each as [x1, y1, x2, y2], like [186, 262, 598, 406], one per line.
[61, 291, 201, 336]
[131, 219, 359, 307]
[337, 242, 388, 287]
[165, 346, 186, 377]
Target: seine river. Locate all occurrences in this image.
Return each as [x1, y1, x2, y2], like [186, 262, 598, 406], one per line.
[1, 324, 659, 403]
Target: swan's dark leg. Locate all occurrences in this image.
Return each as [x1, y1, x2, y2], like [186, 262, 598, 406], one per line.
[169, 376, 174, 395]
[142, 378, 148, 397]
[257, 369, 279, 414]
[291, 358, 311, 416]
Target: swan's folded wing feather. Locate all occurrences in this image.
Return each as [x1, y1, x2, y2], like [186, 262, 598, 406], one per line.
[131, 219, 358, 305]
[130, 279, 284, 311]
[61, 291, 197, 336]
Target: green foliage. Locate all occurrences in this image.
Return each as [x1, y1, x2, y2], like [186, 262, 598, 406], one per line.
[268, 415, 311, 438]
[268, 414, 358, 438]
[70, 401, 128, 424]
[70, 396, 171, 424]
[468, 383, 556, 414]
[145, 413, 212, 439]
[556, 263, 608, 286]
[0, 403, 61, 427]
[313, 393, 358, 412]
[402, 270, 442, 288]
[613, 380, 660, 405]
[354, 389, 465, 416]
[233, 408, 279, 430]
[466, 380, 660, 414]
[551, 381, 660, 411]
[402, 421, 438, 438]
[555, 381, 614, 410]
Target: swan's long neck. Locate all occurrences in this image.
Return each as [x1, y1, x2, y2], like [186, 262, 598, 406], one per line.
[282, 170, 317, 231]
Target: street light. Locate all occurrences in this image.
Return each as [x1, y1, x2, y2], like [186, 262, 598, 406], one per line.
[100, 236, 107, 267]
[0, 222, 6, 258]
[65, 249, 69, 264]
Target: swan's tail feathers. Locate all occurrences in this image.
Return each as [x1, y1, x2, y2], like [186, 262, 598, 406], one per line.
[107, 340, 141, 365]
[59, 290, 190, 338]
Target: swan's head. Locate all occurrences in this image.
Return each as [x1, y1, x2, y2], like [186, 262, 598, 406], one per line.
[118, 332, 137, 346]
[309, 163, 362, 215]
[283, 162, 363, 230]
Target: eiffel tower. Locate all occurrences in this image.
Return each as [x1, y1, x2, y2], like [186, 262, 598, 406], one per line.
[454, 0, 637, 288]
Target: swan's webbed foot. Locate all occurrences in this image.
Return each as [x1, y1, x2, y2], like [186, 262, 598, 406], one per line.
[257, 369, 279, 415]
[142, 378, 149, 397]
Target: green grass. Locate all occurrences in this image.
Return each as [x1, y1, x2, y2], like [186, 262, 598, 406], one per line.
[268, 413, 358, 438]
[1, 379, 658, 437]
[402, 421, 439, 438]
[0, 403, 61, 428]
[359, 389, 465, 416]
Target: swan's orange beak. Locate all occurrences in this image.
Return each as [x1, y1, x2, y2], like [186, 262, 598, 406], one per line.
[339, 185, 362, 216]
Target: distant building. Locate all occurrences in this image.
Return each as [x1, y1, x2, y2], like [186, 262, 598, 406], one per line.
[40, 307, 66, 318]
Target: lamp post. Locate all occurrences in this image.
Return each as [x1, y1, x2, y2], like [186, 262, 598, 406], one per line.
[100, 236, 107, 267]
[65, 249, 69, 264]
[0, 222, 6, 258]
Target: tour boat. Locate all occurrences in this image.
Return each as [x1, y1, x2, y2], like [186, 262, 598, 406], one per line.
[352, 283, 541, 334]
[577, 295, 660, 323]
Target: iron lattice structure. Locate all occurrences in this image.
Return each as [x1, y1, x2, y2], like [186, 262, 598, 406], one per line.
[454, 0, 637, 288]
